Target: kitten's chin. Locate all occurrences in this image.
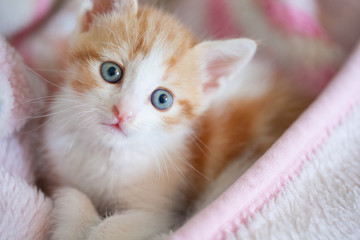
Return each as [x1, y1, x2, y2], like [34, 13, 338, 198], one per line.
[99, 123, 137, 147]
[100, 131, 129, 147]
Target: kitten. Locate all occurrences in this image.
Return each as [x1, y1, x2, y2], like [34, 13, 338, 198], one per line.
[38, 0, 309, 239]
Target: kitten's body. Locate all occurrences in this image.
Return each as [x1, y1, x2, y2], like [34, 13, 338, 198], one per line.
[187, 61, 309, 207]
[40, 0, 309, 239]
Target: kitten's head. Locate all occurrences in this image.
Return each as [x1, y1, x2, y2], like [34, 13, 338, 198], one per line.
[58, 0, 256, 147]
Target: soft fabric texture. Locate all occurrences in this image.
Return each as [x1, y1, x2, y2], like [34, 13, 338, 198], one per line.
[0, 36, 47, 182]
[0, 37, 51, 240]
[0, 0, 76, 238]
[234, 94, 360, 239]
[1, 0, 360, 239]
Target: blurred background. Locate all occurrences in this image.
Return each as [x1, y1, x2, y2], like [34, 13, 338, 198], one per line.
[1, 0, 360, 95]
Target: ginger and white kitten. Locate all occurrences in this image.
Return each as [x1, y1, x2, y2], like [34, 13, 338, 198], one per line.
[39, 0, 308, 239]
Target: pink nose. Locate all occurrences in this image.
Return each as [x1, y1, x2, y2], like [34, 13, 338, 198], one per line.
[113, 106, 135, 123]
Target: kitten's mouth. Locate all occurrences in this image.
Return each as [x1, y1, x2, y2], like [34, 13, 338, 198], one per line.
[101, 122, 128, 137]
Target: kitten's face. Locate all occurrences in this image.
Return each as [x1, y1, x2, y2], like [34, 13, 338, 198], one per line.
[60, 7, 203, 146]
[53, 0, 256, 148]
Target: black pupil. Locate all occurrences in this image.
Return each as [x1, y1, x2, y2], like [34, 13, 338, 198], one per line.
[108, 66, 118, 77]
[159, 94, 168, 104]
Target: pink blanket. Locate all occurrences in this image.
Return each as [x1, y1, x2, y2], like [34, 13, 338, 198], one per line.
[1, 0, 359, 239]
[0, 36, 51, 239]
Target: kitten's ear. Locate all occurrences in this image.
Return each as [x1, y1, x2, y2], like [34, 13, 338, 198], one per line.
[79, 0, 138, 32]
[194, 38, 257, 95]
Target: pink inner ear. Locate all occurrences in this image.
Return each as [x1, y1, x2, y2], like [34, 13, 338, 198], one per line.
[82, 11, 93, 32]
[93, 0, 114, 15]
[203, 57, 237, 93]
[81, 0, 115, 32]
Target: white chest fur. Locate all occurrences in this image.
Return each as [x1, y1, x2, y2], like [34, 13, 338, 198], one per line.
[44, 119, 191, 214]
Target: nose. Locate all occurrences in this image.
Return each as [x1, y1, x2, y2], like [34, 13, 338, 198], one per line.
[112, 105, 135, 123]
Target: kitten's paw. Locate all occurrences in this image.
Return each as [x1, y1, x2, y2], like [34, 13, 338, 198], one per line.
[51, 187, 101, 240]
[53, 187, 90, 207]
[52, 187, 98, 221]
[149, 231, 173, 240]
[87, 211, 172, 240]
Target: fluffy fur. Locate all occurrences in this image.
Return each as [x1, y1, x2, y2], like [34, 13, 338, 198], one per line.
[38, 0, 308, 239]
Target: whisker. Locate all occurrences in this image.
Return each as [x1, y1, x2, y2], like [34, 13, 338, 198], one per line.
[24, 65, 96, 100]
[24, 65, 76, 95]
[160, 145, 186, 182]
[190, 133, 212, 154]
[67, 114, 96, 153]
[19, 105, 95, 134]
[149, 146, 162, 182]
[16, 102, 88, 122]
[54, 109, 96, 135]
[31, 68, 73, 74]
[174, 150, 211, 182]
[157, 145, 170, 180]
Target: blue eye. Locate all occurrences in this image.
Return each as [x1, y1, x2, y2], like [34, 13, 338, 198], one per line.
[100, 62, 123, 83]
[151, 89, 173, 110]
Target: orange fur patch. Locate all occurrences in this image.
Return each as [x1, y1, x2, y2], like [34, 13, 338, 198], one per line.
[178, 99, 195, 118]
[186, 83, 311, 204]
[67, 6, 198, 94]
[67, 44, 102, 92]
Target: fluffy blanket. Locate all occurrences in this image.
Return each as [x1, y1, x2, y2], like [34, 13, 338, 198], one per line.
[0, 0, 359, 239]
[0, 36, 51, 239]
